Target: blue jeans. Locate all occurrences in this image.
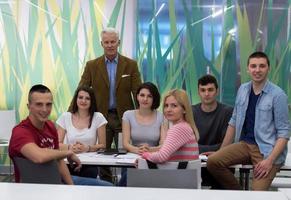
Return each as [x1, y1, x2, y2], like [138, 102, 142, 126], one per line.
[118, 168, 127, 186]
[72, 175, 113, 186]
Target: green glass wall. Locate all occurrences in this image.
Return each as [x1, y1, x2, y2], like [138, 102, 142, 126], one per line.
[136, 0, 291, 108]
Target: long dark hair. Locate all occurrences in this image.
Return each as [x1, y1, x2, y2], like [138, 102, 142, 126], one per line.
[71, 86, 97, 128]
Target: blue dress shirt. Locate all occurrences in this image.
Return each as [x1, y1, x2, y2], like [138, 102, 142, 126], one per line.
[105, 56, 118, 109]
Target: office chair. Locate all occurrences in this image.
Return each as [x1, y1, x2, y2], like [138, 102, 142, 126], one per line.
[13, 157, 62, 184]
[0, 110, 16, 177]
[0, 110, 16, 141]
[127, 158, 201, 189]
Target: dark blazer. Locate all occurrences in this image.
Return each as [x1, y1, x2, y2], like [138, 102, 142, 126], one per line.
[77, 54, 142, 120]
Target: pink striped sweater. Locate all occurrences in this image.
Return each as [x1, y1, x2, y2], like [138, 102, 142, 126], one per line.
[142, 121, 199, 163]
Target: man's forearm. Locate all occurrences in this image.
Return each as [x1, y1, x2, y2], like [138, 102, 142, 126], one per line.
[267, 138, 288, 163]
[38, 148, 72, 163]
[57, 160, 73, 185]
[21, 143, 73, 164]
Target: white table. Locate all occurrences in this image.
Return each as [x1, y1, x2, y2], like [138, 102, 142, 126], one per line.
[75, 152, 140, 167]
[0, 182, 288, 200]
[78, 153, 252, 189]
[279, 188, 291, 200]
[77, 153, 291, 190]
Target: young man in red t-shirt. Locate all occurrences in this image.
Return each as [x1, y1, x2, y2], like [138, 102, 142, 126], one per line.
[9, 84, 112, 186]
[9, 84, 79, 183]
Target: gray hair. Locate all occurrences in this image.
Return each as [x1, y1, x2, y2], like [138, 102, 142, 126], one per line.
[101, 27, 119, 39]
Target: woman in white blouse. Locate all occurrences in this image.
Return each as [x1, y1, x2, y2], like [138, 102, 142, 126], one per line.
[56, 86, 106, 179]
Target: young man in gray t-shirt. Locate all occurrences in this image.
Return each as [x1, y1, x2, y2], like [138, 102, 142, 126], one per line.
[192, 74, 233, 189]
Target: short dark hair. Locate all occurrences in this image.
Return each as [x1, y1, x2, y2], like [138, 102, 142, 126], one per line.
[136, 82, 160, 110]
[28, 84, 51, 103]
[71, 86, 97, 128]
[198, 74, 218, 89]
[247, 51, 270, 66]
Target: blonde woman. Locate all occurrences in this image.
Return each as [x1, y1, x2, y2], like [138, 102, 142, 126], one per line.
[142, 89, 199, 163]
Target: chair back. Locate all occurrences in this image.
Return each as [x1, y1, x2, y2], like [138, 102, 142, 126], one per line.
[288, 140, 291, 153]
[118, 132, 123, 148]
[0, 110, 16, 141]
[14, 157, 62, 184]
[127, 158, 201, 189]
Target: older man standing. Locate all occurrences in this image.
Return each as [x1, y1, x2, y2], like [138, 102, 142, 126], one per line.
[73, 27, 142, 182]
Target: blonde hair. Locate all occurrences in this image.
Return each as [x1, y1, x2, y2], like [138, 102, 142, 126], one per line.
[163, 89, 199, 141]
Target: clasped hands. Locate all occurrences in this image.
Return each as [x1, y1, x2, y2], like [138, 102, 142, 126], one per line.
[136, 143, 151, 155]
[69, 141, 89, 154]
